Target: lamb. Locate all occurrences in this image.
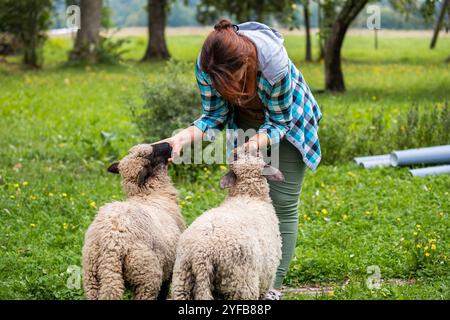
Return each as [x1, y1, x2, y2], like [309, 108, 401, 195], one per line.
[172, 153, 283, 300]
[82, 143, 185, 300]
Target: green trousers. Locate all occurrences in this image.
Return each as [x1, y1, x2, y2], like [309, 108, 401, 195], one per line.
[236, 118, 307, 288]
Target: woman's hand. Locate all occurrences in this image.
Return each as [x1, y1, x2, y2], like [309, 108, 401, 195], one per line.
[231, 134, 269, 160]
[155, 136, 183, 162]
[154, 126, 204, 162]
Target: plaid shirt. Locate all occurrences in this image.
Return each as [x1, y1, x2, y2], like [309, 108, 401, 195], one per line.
[193, 59, 322, 171]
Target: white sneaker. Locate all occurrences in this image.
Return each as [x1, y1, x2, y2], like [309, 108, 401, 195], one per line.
[264, 288, 282, 300]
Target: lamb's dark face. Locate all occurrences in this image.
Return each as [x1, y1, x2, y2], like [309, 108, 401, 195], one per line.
[107, 143, 172, 187]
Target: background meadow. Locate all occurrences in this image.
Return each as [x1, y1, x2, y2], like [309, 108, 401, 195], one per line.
[0, 32, 449, 299]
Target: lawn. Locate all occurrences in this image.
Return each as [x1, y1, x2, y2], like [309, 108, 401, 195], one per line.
[0, 33, 449, 299]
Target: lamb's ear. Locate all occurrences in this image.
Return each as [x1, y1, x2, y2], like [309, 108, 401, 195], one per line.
[263, 165, 285, 182]
[137, 167, 152, 187]
[219, 170, 237, 189]
[107, 162, 120, 174]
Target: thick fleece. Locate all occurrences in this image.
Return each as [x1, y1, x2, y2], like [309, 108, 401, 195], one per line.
[172, 154, 282, 300]
[83, 144, 185, 300]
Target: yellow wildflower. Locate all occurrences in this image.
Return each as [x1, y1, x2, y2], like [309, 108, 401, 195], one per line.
[416, 244, 421, 249]
[415, 224, 421, 229]
[424, 246, 429, 251]
[48, 192, 54, 197]
[61, 193, 67, 198]
[431, 244, 436, 251]
[13, 183, 20, 188]
[22, 181, 29, 186]
[30, 223, 36, 228]
[321, 208, 328, 215]
[30, 195, 37, 200]
[425, 252, 431, 257]
[219, 165, 227, 171]
[63, 223, 69, 230]
[90, 201, 97, 209]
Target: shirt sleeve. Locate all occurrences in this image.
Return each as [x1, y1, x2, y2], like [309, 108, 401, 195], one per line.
[258, 71, 293, 146]
[192, 62, 229, 135]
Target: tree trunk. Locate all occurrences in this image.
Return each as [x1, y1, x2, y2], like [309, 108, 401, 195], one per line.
[317, 3, 324, 61]
[430, 0, 450, 49]
[142, 0, 170, 60]
[23, 10, 40, 68]
[324, 0, 368, 92]
[304, 0, 312, 62]
[69, 0, 102, 64]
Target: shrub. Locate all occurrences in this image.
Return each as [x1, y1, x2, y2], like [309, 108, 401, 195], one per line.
[131, 60, 201, 141]
[96, 37, 130, 64]
[320, 102, 450, 164]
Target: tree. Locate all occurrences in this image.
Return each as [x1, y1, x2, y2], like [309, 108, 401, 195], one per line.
[69, 0, 103, 64]
[142, 0, 171, 60]
[430, 0, 450, 49]
[0, 0, 52, 68]
[303, 0, 312, 62]
[196, 0, 294, 24]
[322, 0, 369, 92]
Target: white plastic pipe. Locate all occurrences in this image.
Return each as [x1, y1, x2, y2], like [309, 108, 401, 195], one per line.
[354, 154, 390, 166]
[361, 158, 392, 169]
[410, 165, 450, 177]
[390, 145, 450, 167]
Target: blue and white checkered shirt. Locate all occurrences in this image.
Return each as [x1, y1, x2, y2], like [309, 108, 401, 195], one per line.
[193, 59, 322, 171]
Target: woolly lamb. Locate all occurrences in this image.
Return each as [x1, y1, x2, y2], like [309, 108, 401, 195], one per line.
[83, 143, 185, 300]
[172, 153, 283, 300]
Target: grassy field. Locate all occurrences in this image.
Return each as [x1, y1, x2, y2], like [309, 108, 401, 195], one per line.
[0, 33, 449, 300]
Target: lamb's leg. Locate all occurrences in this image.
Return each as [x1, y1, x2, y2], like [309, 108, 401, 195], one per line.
[82, 243, 100, 300]
[125, 248, 163, 300]
[172, 257, 194, 300]
[157, 279, 171, 300]
[97, 249, 125, 300]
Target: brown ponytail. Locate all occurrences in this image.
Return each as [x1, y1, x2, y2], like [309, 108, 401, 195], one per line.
[200, 19, 258, 104]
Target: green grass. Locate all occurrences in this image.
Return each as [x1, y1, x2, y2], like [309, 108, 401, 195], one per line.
[0, 34, 449, 300]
